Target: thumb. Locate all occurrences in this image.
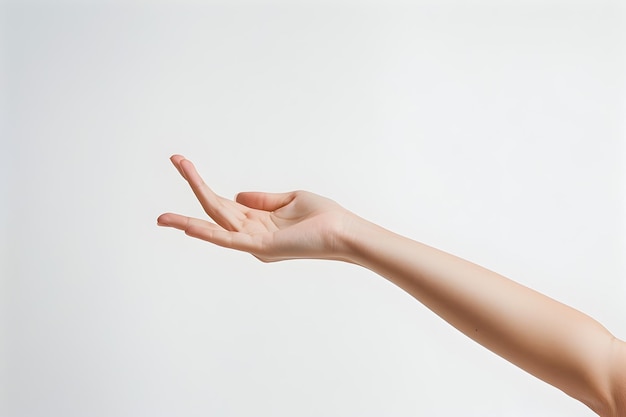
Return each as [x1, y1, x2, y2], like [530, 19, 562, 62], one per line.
[236, 191, 296, 211]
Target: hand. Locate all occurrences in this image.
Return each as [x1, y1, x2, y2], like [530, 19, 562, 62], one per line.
[157, 155, 355, 262]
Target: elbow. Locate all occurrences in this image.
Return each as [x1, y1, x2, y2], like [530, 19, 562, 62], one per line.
[587, 337, 626, 417]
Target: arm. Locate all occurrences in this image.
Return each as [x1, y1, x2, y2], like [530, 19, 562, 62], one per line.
[158, 155, 626, 416]
[344, 217, 626, 417]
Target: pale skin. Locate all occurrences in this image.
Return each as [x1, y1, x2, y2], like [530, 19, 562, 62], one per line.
[158, 154, 626, 417]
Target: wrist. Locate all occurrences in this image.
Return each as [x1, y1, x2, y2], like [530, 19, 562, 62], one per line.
[335, 212, 386, 266]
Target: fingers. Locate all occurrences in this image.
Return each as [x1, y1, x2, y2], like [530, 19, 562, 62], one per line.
[170, 156, 244, 231]
[170, 154, 187, 179]
[158, 212, 262, 253]
[236, 191, 295, 211]
[157, 212, 221, 232]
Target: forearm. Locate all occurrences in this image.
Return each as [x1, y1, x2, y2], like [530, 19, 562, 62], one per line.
[340, 215, 620, 415]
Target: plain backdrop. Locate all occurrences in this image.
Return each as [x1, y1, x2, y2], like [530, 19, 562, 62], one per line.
[2, 1, 625, 416]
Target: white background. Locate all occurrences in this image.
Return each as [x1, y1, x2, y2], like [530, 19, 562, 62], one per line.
[2, 1, 625, 416]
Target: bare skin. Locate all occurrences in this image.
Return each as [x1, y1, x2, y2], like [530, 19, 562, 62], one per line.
[158, 154, 626, 417]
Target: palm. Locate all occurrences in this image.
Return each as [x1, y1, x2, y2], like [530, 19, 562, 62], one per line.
[158, 155, 349, 262]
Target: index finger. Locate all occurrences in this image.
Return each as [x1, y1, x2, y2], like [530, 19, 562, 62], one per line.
[170, 154, 187, 179]
[171, 156, 244, 231]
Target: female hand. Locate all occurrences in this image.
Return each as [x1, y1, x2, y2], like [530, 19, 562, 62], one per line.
[157, 155, 355, 262]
